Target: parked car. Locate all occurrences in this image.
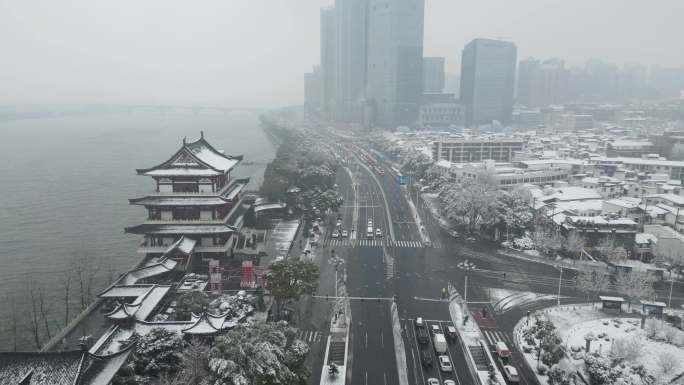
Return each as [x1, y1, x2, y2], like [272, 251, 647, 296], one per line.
[447, 229, 459, 238]
[415, 317, 425, 328]
[438, 355, 452, 372]
[465, 236, 476, 242]
[427, 379, 439, 385]
[332, 230, 340, 238]
[341, 230, 348, 238]
[444, 381, 456, 385]
[430, 324, 441, 335]
[420, 350, 433, 368]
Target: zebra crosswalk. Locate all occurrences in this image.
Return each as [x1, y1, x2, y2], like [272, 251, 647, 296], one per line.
[295, 330, 325, 344]
[481, 329, 514, 348]
[324, 239, 443, 248]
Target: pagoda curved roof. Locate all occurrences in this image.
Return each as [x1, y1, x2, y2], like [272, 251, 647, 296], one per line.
[105, 301, 142, 320]
[124, 223, 237, 235]
[136, 133, 243, 176]
[182, 311, 229, 335]
[129, 178, 250, 206]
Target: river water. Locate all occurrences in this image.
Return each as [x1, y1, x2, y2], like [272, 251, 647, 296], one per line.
[0, 108, 276, 349]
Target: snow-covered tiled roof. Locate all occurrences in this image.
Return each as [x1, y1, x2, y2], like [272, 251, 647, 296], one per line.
[142, 168, 221, 177]
[0, 351, 86, 385]
[604, 197, 641, 209]
[635, 233, 657, 245]
[186, 138, 240, 172]
[137, 133, 242, 176]
[125, 223, 236, 235]
[542, 187, 602, 202]
[182, 312, 228, 335]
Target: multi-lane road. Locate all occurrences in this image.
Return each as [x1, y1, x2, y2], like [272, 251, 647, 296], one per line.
[314, 136, 684, 385]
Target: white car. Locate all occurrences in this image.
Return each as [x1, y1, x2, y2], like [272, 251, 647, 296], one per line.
[341, 230, 348, 238]
[430, 324, 441, 335]
[427, 379, 440, 385]
[375, 228, 382, 238]
[503, 365, 520, 383]
[438, 355, 452, 372]
[444, 381, 456, 385]
[332, 230, 340, 239]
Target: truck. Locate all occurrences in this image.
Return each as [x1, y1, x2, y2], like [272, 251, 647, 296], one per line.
[433, 333, 447, 354]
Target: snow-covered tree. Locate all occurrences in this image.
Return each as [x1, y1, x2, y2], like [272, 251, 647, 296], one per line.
[611, 336, 642, 363]
[656, 351, 679, 378]
[175, 290, 209, 320]
[265, 256, 319, 320]
[614, 271, 655, 309]
[133, 328, 184, 380]
[208, 321, 309, 385]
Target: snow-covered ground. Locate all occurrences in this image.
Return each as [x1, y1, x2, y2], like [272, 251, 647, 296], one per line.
[514, 305, 684, 384]
[488, 288, 567, 313]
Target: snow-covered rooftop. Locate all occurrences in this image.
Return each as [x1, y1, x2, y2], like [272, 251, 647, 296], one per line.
[542, 186, 602, 202]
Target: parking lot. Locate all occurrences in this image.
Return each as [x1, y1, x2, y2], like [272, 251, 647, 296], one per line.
[402, 318, 466, 385]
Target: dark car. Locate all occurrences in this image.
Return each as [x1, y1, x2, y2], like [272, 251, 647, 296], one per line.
[445, 325, 458, 341]
[417, 328, 430, 344]
[420, 350, 433, 368]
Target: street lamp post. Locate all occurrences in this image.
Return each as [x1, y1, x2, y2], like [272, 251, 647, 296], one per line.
[668, 278, 675, 308]
[457, 260, 477, 305]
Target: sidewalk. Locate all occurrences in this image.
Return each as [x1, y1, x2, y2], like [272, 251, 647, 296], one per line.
[448, 285, 507, 385]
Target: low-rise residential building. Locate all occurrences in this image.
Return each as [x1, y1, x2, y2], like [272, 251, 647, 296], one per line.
[561, 215, 638, 250]
[590, 157, 684, 181]
[577, 176, 625, 199]
[606, 139, 655, 158]
[643, 224, 684, 265]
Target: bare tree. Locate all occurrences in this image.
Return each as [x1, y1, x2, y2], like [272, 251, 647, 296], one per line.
[594, 236, 614, 259]
[564, 233, 585, 259]
[72, 252, 101, 310]
[25, 281, 43, 349]
[4, 295, 19, 351]
[575, 268, 609, 303]
[177, 337, 210, 383]
[614, 271, 655, 309]
[62, 269, 72, 327]
[37, 286, 53, 340]
[607, 247, 628, 263]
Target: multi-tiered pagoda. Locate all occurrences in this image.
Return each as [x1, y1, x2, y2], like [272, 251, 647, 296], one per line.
[126, 132, 249, 270]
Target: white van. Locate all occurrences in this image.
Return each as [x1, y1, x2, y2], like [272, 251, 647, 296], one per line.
[433, 333, 447, 354]
[496, 341, 511, 359]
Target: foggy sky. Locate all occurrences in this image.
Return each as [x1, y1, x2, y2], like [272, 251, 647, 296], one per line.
[1, 0, 682, 107]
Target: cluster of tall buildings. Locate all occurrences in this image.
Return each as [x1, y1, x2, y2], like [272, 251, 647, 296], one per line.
[304, 4, 684, 130]
[306, 0, 425, 128]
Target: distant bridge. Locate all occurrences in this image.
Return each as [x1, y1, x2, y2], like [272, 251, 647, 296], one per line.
[110, 104, 266, 115]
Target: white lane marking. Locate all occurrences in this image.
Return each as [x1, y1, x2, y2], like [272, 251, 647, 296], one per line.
[381, 331, 384, 348]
